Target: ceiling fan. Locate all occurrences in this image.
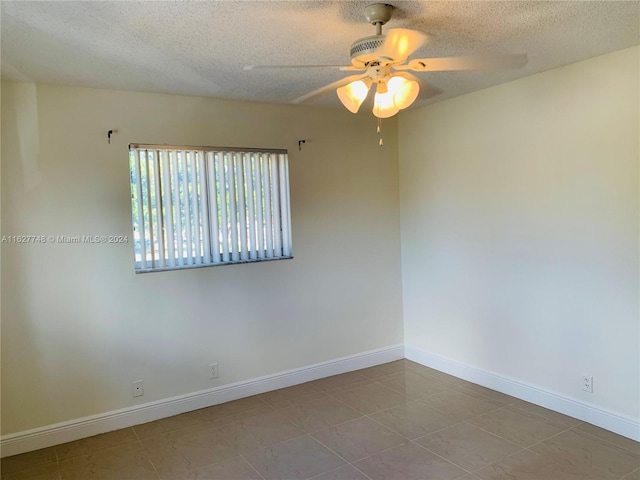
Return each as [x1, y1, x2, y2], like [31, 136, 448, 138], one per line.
[244, 3, 527, 120]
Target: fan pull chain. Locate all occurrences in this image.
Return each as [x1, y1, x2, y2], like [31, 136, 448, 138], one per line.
[377, 117, 384, 146]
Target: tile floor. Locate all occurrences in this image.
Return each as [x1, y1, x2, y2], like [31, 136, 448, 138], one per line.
[2, 360, 639, 480]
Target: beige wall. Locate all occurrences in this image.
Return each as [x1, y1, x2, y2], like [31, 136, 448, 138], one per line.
[399, 47, 639, 419]
[1, 84, 404, 434]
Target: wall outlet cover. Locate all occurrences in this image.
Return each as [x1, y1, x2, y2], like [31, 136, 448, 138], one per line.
[132, 380, 144, 397]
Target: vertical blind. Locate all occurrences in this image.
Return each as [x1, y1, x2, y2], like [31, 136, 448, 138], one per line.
[129, 144, 292, 273]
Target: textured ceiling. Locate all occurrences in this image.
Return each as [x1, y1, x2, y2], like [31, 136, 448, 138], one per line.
[2, 1, 639, 110]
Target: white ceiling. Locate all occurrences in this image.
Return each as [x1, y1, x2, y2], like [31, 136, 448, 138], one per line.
[2, 1, 639, 110]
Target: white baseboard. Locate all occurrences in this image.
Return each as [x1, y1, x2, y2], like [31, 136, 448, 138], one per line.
[404, 345, 640, 442]
[1, 345, 404, 458]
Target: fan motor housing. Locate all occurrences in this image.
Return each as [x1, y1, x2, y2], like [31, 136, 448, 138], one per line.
[350, 35, 389, 67]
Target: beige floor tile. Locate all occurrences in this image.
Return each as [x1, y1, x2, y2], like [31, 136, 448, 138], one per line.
[0, 462, 60, 480]
[207, 405, 276, 428]
[370, 400, 460, 439]
[623, 467, 640, 480]
[455, 385, 515, 405]
[509, 400, 582, 428]
[59, 442, 157, 480]
[56, 428, 139, 460]
[356, 361, 408, 379]
[142, 426, 238, 479]
[0, 447, 57, 475]
[170, 456, 262, 480]
[5, 362, 637, 480]
[403, 363, 469, 386]
[199, 396, 269, 420]
[399, 360, 424, 370]
[267, 391, 328, 410]
[306, 372, 372, 392]
[310, 464, 371, 480]
[400, 360, 444, 375]
[574, 423, 640, 455]
[134, 412, 207, 440]
[311, 416, 407, 463]
[475, 449, 586, 480]
[469, 406, 567, 447]
[214, 409, 305, 454]
[280, 395, 362, 433]
[415, 421, 522, 472]
[377, 371, 451, 399]
[244, 434, 346, 480]
[140, 423, 215, 451]
[327, 383, 407, 415]
[396, 360, 417, 368]
[421, 387, 505, 420]
[530, 428, 640, 479]
[258, 382, 321, 406]
[353, 442, 467, 480]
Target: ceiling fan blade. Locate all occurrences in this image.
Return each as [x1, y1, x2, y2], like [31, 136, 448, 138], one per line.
[400, 54, 528, 72]
[292, 73, 369, 104]
[243, 64, 364, 72]
[376, 28, 428, 61]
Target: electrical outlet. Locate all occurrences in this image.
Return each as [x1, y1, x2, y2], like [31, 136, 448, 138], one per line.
[582, 375, 593, 393]
[209, 363, 219, 379]
[132, 380, 144, 397]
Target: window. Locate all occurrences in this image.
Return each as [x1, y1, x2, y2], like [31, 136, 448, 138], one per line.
[129, 144, 292, 273]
